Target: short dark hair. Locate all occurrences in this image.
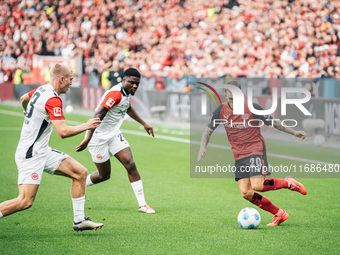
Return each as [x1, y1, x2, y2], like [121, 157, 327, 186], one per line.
[123, 68, 141, 78]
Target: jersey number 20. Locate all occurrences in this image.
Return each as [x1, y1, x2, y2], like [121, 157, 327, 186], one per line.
[250, 157, 262, 168]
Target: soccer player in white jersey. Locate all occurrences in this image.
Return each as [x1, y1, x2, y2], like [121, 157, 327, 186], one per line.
[76, 68, 155, 213]
[0, 64, 104, 231]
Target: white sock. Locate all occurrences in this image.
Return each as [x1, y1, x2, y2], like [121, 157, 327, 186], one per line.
[131, 180, 146, 207]
[86, 174, 94, 187]
[72, 196, 85, 223]
[0, 211, 3, 218]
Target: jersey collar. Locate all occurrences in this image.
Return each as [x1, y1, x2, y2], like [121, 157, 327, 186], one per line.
[120, 86, 128, 97]
[47, 83, 59, 96]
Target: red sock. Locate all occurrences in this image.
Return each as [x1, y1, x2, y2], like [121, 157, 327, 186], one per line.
[262, 178, 289, 191]
[250, 192, 280, 215]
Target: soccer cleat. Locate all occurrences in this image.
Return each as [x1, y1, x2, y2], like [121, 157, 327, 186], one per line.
[267, 211, 289, 226]
[139, 204, 155, 214]
[73, 217, 103, 232]
[285, 176, 307, 195]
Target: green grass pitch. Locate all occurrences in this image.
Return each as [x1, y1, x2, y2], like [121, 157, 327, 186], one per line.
[0, 104, 339, 255]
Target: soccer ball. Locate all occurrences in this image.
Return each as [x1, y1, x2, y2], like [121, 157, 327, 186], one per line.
[65, 105, 74, 114]
[237, 207, 261, 229]
[313, 135, 325, 146]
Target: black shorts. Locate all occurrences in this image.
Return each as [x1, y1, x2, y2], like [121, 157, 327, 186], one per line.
[234, 154, 270, 181]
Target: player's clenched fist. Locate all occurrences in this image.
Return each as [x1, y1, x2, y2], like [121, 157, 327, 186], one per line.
[86, 118, 101, 129]
[143, 124, 154, 137]
[75, 138, 90, 152]
[294, 131, 306, 140]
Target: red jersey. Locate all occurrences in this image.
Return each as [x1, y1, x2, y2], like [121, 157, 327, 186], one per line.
[208, 102, 273, 161]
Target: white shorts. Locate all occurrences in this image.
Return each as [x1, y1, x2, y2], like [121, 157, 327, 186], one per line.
[16, 147, 68, 185]
[88, 131, 130, 163]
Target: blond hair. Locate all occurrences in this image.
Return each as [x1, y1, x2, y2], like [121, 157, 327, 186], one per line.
[224, 80, 241, 93]
[50, 64, 72, 82]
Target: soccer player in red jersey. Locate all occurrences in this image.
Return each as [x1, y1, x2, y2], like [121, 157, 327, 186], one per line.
[197, 80, 307, 226]
[0, 64, 103, 231]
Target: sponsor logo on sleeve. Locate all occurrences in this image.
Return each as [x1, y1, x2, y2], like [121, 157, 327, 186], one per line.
[53, 107, 62, 117]
[106, 98, 115, 108]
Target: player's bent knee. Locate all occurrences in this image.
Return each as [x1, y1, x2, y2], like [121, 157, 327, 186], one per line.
[23, 201, 33, 210]
[251, 184, 263, 191]
[99, 172, 110, 181]
[241, 191, 253, 201]
[82, 167, 88, 178]
[18, 197, 34, 210]
[73, 166, 88, 181]
[125, 159, 136, 171]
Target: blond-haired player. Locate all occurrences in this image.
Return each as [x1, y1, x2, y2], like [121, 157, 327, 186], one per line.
[0, 64, 103, 231]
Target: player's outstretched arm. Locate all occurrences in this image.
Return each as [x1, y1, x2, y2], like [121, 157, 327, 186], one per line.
[127, 106, 154, 137]
[273, 119, 306, 140]
[52, 118, 101, 139]
[76, 106, 108, 151]
[197, 127, 214, 162]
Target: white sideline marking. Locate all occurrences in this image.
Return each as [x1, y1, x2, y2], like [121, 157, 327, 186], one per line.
[0, 127, 21, 131]
[0, 109, 25, 117]
[0, 108, 334, 165]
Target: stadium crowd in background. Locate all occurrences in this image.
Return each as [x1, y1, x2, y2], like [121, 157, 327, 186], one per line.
[1, 0, 340, 81]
